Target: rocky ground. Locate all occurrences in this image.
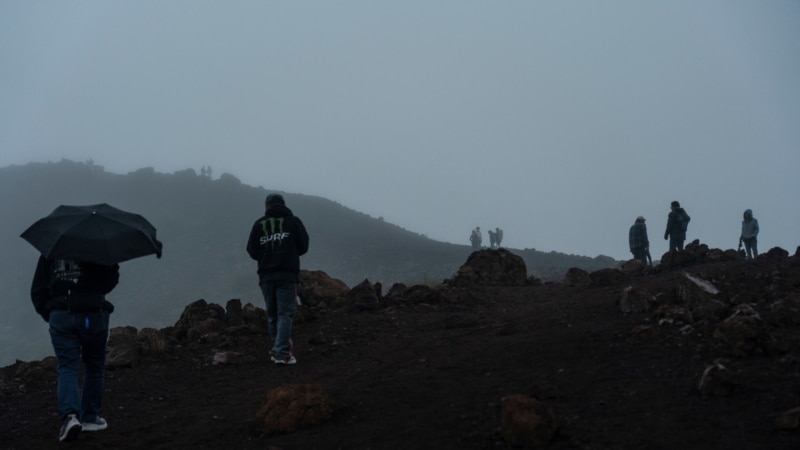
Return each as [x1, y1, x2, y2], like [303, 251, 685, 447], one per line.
[2, 244, 800, 449]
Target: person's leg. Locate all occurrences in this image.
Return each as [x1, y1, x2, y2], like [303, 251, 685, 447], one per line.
[79, 312, 109, 424]
[48, 311, 82, 419]
[669, 237, 678, 252]
[751, 237, 758, 258]
[260, 281, 278, 350]
[273, 281, 298, 361]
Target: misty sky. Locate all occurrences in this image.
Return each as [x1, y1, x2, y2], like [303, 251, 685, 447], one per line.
[1, 1, 798, 260]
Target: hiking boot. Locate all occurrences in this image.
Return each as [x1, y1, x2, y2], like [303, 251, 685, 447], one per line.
[273, 355, 297, 365]
[59, 413, 82, 442]
[81, 416, 108, 431]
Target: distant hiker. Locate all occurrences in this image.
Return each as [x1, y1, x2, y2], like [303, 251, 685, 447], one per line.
[470, 226, 482, 250]
[629, 216, 650, 266]
[200, 166, 207, 177]
[664, 201, 690, 252]
[739, 209, 760, 260]
[496, 228, 503, 247]
[488, 229, 497, 248]
[30, 258, 119, 441]
[247, 193, 309, 365]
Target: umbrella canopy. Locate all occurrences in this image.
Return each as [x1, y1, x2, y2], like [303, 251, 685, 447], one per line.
[21, 203, 163, 265]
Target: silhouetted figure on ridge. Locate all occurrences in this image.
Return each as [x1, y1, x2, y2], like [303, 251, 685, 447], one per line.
[629, 216, 650, 266]
[739, 208, 759, 260]
[664, 201, 690, 252]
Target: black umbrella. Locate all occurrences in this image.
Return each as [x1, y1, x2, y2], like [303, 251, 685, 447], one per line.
[21, 203, 163, 265]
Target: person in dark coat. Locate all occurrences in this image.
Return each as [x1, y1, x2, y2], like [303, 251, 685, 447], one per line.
[739, 208, 760, 260]
[664, 200, 690, 252]
[31, 257, 119, 441]
[628, 216, 650, 266]
[247, 193, 309, 365]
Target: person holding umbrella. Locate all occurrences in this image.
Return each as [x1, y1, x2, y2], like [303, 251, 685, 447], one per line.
[22, 203, 162, 442]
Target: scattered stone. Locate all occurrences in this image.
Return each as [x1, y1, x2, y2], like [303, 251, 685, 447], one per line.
[697, 360, 736, 397]
[500, 394, 559, 447]
[619, 286, 654, 313]
[256, 383, 335, 434]
[775, 407, 800, 430]
[562, 267, 591, 287]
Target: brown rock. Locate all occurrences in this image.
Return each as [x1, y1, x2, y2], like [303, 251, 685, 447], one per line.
[450, 248, 528, 287]
[256, 383, 335, 434]
[775, 407, 800, 429]
[500, 394, 559, 447]
[347, 279, 380, 310]
[562, 267, 591, 287]
[298, 270, 350, 308]
[619, 286, 654, 313]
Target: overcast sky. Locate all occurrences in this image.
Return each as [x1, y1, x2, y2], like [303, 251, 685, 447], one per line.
[1, 1, 798, 260]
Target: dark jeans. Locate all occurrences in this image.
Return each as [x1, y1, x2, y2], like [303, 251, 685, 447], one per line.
[742, 237, 758, 259]
[669, 237, 684, 252]
[631, 247, 648, 265]
[48, 310, 109, 421]
[259, 280, 297, 360]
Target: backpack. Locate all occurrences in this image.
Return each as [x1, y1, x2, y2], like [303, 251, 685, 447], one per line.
[678, 211, 690, 232]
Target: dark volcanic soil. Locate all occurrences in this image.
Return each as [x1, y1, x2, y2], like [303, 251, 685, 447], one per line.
[2, 251, 800, 449]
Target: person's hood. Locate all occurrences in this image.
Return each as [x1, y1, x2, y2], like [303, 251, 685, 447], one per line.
[266, 204, 294, 218]
[744, 209, 753, 219]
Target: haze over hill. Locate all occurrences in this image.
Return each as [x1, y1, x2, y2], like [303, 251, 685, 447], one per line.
[0, 160, 616, 365]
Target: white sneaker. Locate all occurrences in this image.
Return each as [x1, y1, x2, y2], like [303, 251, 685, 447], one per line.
[59, 413, 82, 441]
[273, 355, 297, 365]
[81, 416, 108, 431]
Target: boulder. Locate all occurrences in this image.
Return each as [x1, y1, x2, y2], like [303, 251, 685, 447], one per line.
[255, 383, 335, 434]
[106, 326, 140, 368]
[500, 394, 559, 447]
[298, 270, 350, 308]
[449, 249, 528, 287]
[713, 305, 767, 356]
[619, 286, 654, 313]
[346, 279, 380, 310]
[562, 268, 591, 287]
[776, 407, 800, 430]
[697, 361, 736, 397]
[590, 268, 628, 287]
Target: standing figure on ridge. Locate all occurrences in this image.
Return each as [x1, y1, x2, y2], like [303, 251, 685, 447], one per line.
[488, 229, 497, 248]
[247, 193, 309, 365]
[664, 201, 690, 252]
[628, 216, 650, 266]
[470, 227, 482, 250]
[495, 228, 503, 247]
[739, 209, 759, 260]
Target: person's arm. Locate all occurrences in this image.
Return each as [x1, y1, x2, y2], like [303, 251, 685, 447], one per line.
[30, 256, 51, 321]
[246, 220, 264, 261]
[295, 218, 310, 256]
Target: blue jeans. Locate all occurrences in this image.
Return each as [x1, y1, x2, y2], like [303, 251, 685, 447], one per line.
[259, 280, 297, 360]
[48, 310, 109, 421]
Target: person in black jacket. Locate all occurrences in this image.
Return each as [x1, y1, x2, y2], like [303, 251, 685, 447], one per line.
[30, 257, 119, 441]
[664, 200, 691, 252]
[246, 193, 309, 365]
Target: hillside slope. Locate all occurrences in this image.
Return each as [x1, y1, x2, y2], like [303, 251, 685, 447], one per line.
[2, 248, 799, 449]
[0, 160, 615, 365]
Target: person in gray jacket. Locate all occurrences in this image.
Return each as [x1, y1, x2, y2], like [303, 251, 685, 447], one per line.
[739, 209, 760, 260]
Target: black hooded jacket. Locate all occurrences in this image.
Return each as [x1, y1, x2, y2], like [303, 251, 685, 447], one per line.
[246, 204, 309, 281]
[30, 256, 119, 321]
